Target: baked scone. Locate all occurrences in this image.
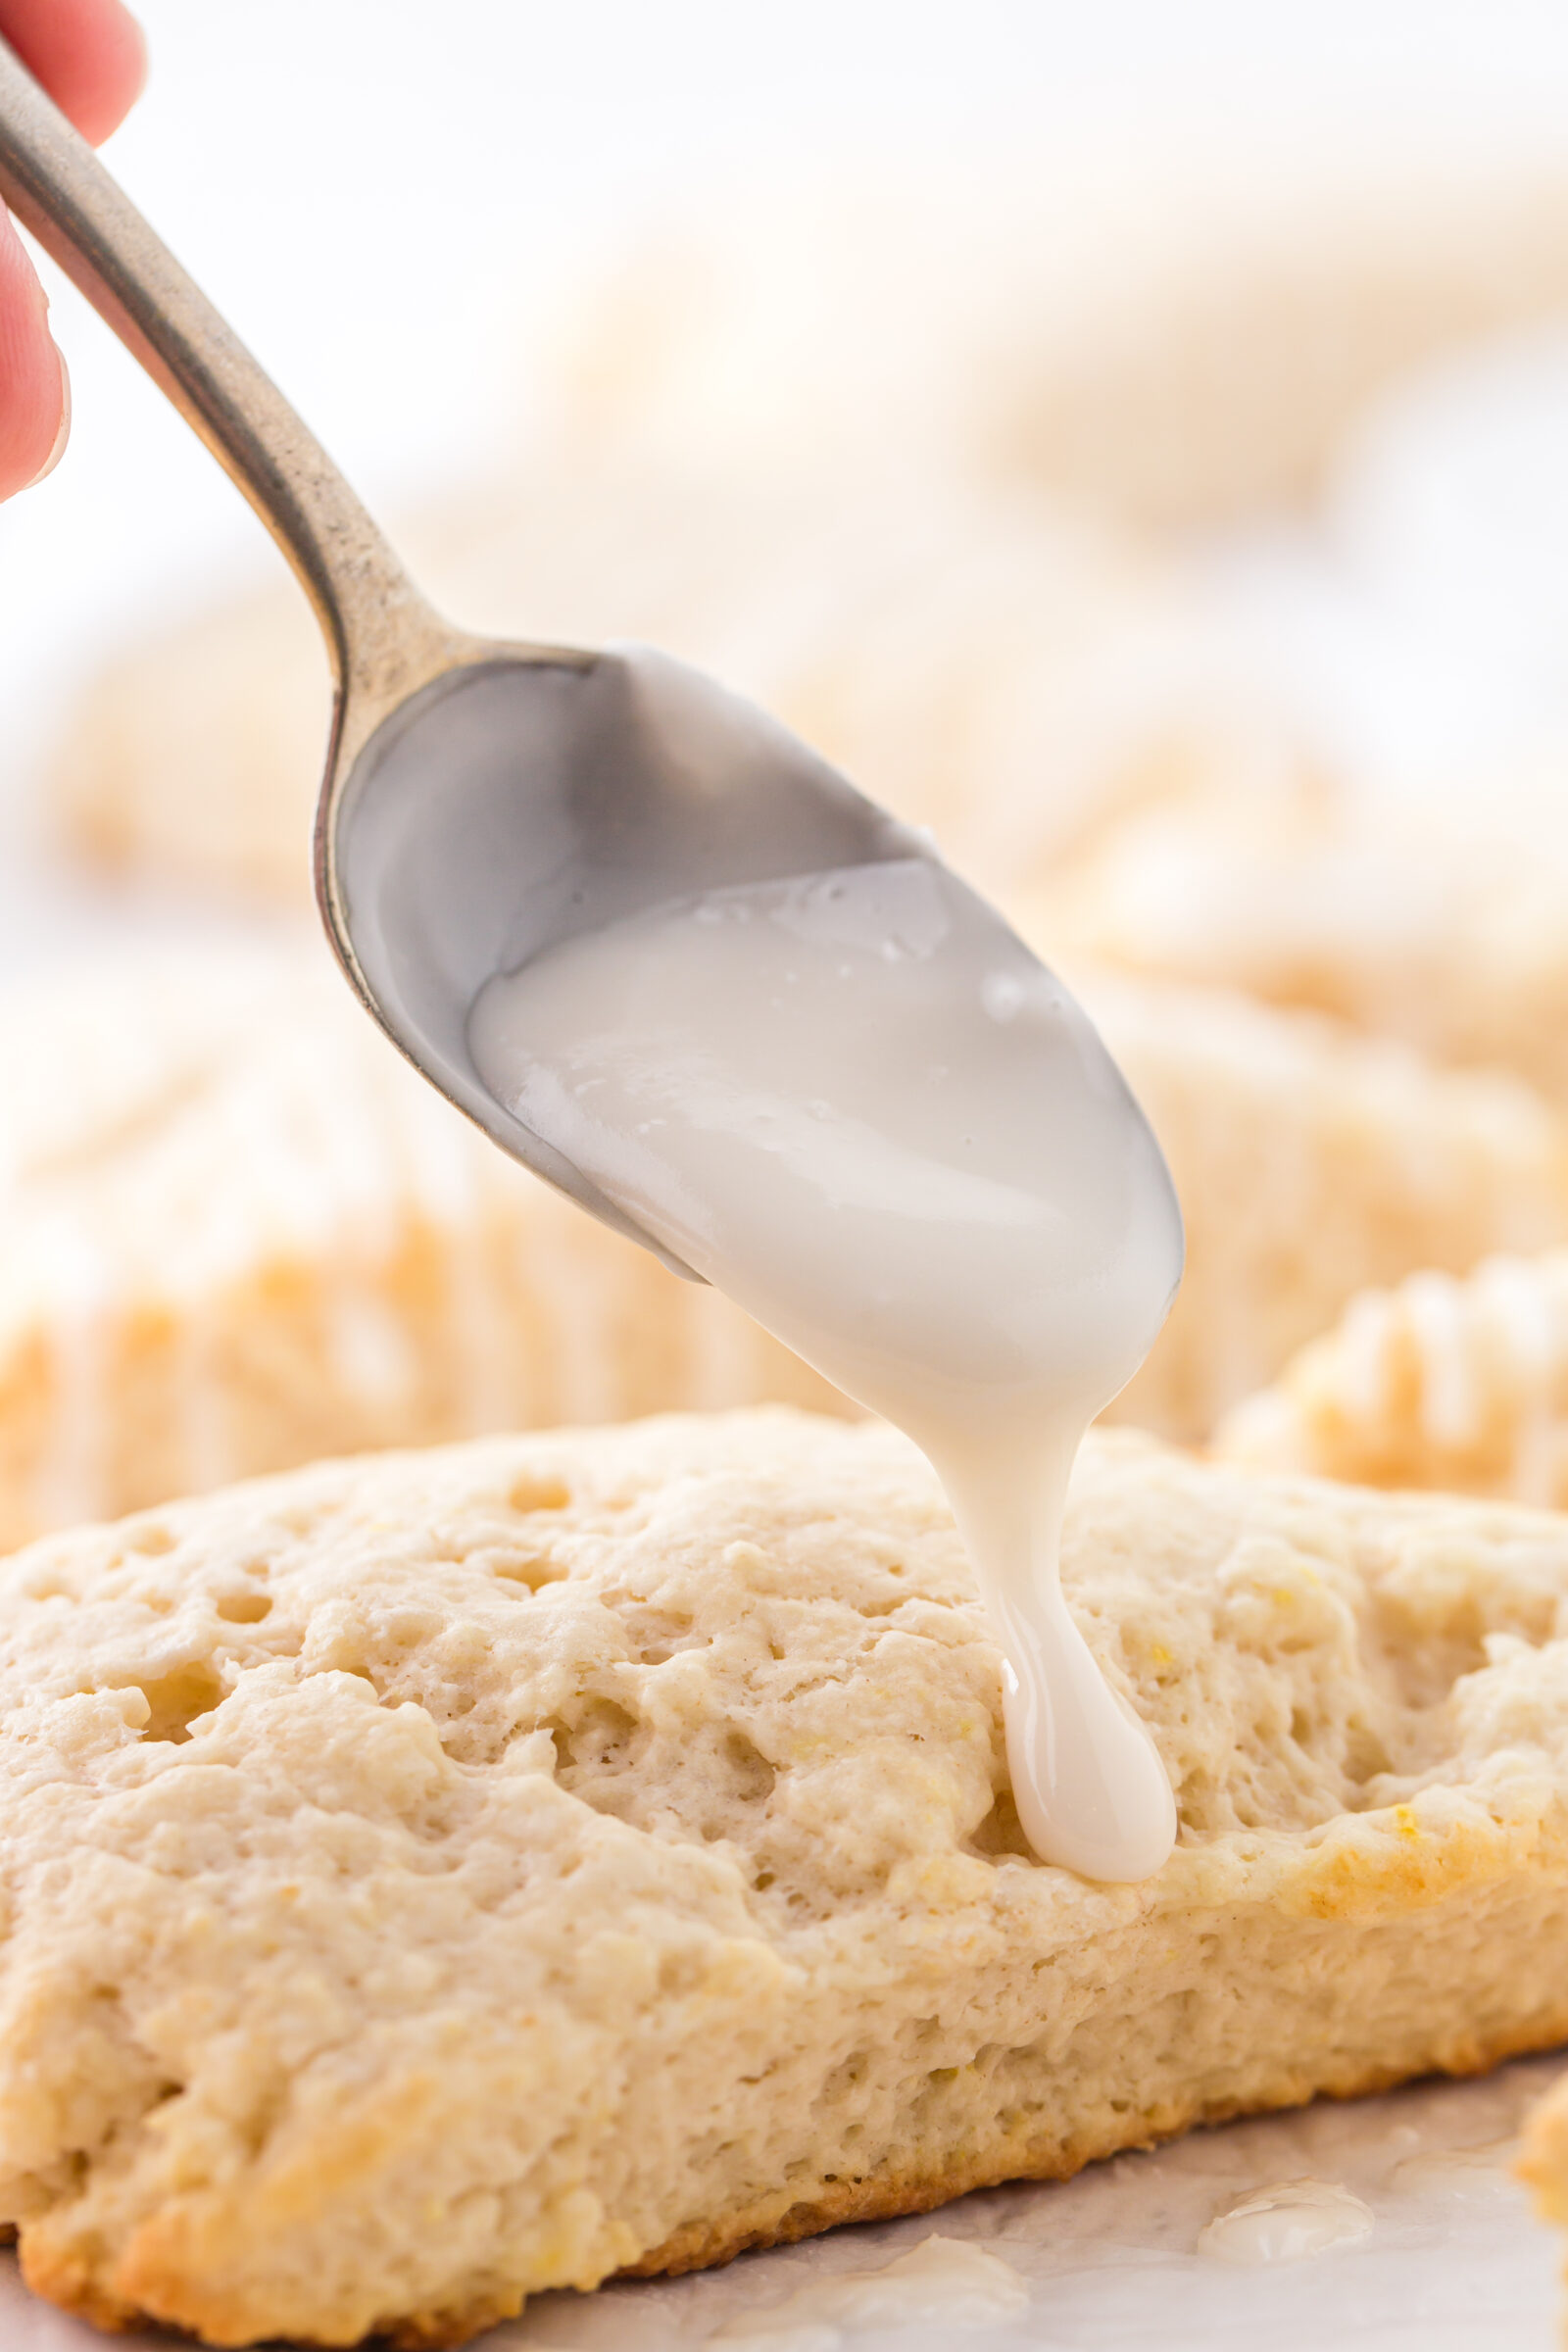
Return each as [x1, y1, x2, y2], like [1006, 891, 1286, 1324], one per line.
[1519, 2073, 1568, 2324]
[3, 1408, 1567, 2346]
[1216, 1251, 1568, 1506]
[1062, 963, 1568, 1441]
[0, 943, 839, 1548]
[2, 937, 1565, 1546]
[1038, 783, 1568, 1107]
[49, 463, 1295, 906]
[541, 145, 1568, 530]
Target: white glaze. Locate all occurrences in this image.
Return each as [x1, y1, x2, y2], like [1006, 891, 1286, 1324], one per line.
[708, 2234, 1029, 2346]
[1197, 2179, 1374, 2266]
[469, 849, 1182, 1879]
[1389, 2136, 1520, 2202]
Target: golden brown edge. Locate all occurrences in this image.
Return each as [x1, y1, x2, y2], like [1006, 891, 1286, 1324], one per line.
[22, 2011, 1568, 2349]
[14, 2006, 1568, 2346]
[624, 2009, 1568, 2281]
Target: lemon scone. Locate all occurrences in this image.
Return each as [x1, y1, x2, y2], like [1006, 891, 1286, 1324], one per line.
[1038, 784, 1568, 1107]
[1216, 1250, 1568, 1506]
[3, 939, 1566, 1546]
[0, 944, 838, 1548]
[51, 463, 1293, 906]
[3, 1408, 1568, 2345]
[541, 145, 1568, 531]
[1061, 964, 1568, 1441]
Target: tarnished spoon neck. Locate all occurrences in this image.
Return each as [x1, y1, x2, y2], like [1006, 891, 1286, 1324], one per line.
[0, 33, 710, 1290]
[0, 33, 447, 709]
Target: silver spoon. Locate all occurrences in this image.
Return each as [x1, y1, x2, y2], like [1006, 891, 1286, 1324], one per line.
[0, 36, 939, 1281]
[0, 42, 1060, 1290]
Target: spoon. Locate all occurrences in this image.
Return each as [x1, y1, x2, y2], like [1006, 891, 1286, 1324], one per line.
[0, 38, 938, 1277]
[0, 41, 1190, 1886]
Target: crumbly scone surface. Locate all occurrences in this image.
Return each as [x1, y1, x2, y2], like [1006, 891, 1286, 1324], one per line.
[2, 1408, 1568, 2344]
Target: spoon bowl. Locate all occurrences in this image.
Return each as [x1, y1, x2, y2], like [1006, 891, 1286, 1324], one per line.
[328, 643, 920, 1271]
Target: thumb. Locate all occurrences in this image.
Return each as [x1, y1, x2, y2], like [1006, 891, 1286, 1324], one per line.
[0, 201, 70, 497]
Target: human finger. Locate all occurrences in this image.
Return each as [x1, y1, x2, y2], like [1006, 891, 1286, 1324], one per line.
[0, 0, 146, 145]
[0, 196, 68, 495]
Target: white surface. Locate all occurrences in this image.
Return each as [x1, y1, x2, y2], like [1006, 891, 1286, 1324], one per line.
[0, 2054, 1558, 2347]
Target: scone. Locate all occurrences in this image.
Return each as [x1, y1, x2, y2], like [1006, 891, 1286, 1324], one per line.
[3, 1408, 1567, 2346]
[1520, 2074, 1568, 2328]
[5, 936, 1566, 1539]
[1216, 1250, 1568, 1506]
[541, 144, 1568, 530]
[1037, 783, 1568, 1108]
[50, 463, 1295, 906]
[0, 943, 839, 1548]
[1064, 963, 1568, 1440]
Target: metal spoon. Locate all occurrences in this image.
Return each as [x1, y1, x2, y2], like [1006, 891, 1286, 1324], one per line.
[0, 37, 932, 1279]
[0, 41, 971, 1279]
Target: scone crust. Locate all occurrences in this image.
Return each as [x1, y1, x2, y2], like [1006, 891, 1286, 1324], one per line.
[636, 2009, 1568, 2281]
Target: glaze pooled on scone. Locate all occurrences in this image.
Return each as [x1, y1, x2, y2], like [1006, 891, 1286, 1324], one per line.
[470, 855, 1182, 1880]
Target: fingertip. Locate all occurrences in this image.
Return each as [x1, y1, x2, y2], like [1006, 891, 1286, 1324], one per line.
[57, 0, 148, 146]
[2, 0, 148, 145]
[0, 207, 71, 500]
[27, 347, 71, 489]
[88, 3, 147, 143]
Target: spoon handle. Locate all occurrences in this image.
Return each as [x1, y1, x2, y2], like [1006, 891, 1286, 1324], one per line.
[0, 36, 443, 701]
